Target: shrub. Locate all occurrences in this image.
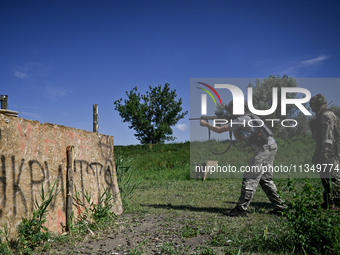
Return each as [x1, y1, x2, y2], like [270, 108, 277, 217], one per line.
[73, 185, 116, 232]
[283, 179, 340, 254]
[115, 156, 140, 210]
[17, 182, 58, 254]
[0, 225, 11, 255]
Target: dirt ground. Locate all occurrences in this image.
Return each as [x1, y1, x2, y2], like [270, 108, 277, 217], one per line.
[44, 212, 216, 255]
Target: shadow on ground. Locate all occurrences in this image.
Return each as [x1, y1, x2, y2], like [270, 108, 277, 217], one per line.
[142, 201, 274, 214]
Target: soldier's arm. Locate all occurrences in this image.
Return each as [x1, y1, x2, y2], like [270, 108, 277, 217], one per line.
[233, 131, 243, 143]
[200, 119, 231, 133]
[321, 112, 337, 150]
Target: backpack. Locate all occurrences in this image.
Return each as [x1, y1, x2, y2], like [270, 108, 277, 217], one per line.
[240, 114, 273, 148]
[321, 109, 340, 160]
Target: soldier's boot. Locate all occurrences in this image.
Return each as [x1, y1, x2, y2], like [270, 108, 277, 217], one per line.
[333, 198, 340, 208]
[321, 201, 335, 209]
[225, 207, 247, 217]
[268, 207, 285, 216]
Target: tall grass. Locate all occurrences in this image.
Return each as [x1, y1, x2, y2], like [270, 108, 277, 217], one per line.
[115, 142, 190, 182]
[114, 136, 340, 254]
[116, 136, 316, 182]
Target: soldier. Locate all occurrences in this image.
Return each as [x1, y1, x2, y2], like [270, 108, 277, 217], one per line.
[200, 101, 285, 217]
[309, 94, 340, 208]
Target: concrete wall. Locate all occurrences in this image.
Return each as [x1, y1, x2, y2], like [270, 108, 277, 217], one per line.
[0, 113, 123, 237]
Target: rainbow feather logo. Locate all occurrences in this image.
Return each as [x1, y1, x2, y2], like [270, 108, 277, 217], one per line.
[196, 82, 222, 106]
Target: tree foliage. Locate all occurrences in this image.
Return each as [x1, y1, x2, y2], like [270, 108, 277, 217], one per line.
[248, 75, 309, 138]
[330, 104, 340, 118]
[248, 75, 299, 118]
[114, 83, 188, 144]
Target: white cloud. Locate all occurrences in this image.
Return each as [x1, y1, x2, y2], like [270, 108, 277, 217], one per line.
[300, 54, 330, 66]
[12, 62, 51, 79]
[45, 84, 68, 100]
[12, 62, 66, 101]
[14, 71, 28, 79]
[277, 54, 331, 76]
[175, 123, 188, 131]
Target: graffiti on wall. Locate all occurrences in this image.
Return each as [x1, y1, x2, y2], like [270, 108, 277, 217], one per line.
[0, 116, 122, 235]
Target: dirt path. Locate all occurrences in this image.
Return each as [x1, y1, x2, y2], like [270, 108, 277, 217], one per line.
[46, 212, 214, 255]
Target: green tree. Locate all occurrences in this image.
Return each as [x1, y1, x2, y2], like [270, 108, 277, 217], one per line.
[330, 104, 340, 118]
[114, 83, 188, 144]
[248, 75, 310, 138]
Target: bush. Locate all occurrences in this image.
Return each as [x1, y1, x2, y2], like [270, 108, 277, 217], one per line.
[115, 155, 140, 211]
[73, 186, 116, 233]
[283, 179, 340, 254]
[0, 226, 10, 255]
[17, 182, 58, 254]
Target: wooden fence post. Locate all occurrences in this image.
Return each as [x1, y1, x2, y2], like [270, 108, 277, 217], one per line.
[0, 95, 8, 109]
[93, 104, 98, 133]
[66, 146, 74, 232]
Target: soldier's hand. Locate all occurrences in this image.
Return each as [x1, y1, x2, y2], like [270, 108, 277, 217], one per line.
[200, 119, 207, 127]
[323, 143, 331, 151]
[320, 152, 329, 162]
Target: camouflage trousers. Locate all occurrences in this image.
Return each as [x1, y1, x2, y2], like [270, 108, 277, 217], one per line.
[236, 142, 284, 211]
[316, 156, 340, 204]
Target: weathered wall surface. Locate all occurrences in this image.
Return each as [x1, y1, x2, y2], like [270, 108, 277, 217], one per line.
[0, 113, 123, 236]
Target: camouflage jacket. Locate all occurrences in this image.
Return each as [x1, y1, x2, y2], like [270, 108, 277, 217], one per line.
[309, 108, 339, 155]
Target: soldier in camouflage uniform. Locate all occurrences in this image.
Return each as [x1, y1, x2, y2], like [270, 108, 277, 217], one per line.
[200, 101, 285, 217]
[309, 94, 340, 208]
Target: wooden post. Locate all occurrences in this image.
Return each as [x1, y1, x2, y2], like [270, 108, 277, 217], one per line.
[195, 161, 218, 180]
[204, 161, 218, 180]
[66, 146, 74, 232]
[93, 104, 98, 133]
[0, 95, 8, 109]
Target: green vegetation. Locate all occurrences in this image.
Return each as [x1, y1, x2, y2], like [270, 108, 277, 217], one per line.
[0, 225, 11, 255]
[283, 179, 340, 254]
[72, 185, 116, 233]
[190, 135, 316, 179]
[113, 83, 188, 144]
[115, 142, 190, 182]
[247, 75, 311, 139]
[115, 155, 141, 210]
[0, 181, 118, 254]
[114, 137, 340, 254]
[180, 225, 200, 239]
[2, 137, 340, 254]
[17, 182, 59, 254]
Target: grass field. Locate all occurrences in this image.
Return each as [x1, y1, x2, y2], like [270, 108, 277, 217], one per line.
[110, 137, 340, 254]
[8, 137, 339, 254]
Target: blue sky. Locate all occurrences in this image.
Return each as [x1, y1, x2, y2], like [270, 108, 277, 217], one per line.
[1, 0, 340, 145]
